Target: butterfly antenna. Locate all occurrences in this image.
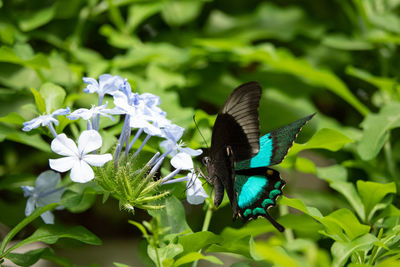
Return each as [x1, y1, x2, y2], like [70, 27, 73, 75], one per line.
[193, 114, 209, 150]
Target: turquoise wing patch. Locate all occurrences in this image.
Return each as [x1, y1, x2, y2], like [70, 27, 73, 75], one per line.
[235, 133, 273, 170]
[234, 168, 285, 222]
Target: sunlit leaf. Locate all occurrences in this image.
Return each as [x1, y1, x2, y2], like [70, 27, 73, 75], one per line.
[357, 102, 400, 160]
[357, 181, 396, 221]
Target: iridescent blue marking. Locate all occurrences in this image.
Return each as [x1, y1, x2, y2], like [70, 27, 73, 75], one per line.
[269, 189, 281, 199]
[253, 207, 266, 216]
[235, 133, 273, 170]
[237, 175, 267, 209]
[262, 198, 274, 207]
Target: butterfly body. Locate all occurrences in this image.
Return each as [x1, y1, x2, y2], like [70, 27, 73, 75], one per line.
[203, 81, 314, 232]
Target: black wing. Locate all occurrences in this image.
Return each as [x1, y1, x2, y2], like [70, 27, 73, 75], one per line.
[210, 81, 262, 162]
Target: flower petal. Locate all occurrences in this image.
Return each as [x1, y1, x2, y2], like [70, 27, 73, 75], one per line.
[22, 117, 42, 131]
[25, 197, 36, 216]
[180, 147, 203, 156]
[161, 124, 184, 142]
[21, 186, 35, 197]
[187, 175, 208, 205]
[171, 152, 194, 170]
[78, 130, 102, 155]
[70, 160, 94, 183]
[160, 140, 177, 155]
[49, 157, 76, 172]
[83, 153, 112, 167]
[51, 133, 79, 157]
[52, 107, 71, 116]
[40, 211, 55, 224]
[35, 170, 61, 193]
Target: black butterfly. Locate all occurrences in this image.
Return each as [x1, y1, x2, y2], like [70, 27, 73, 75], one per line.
[202, 82, 314, 232]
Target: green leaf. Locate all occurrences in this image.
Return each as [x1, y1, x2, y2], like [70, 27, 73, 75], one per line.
[148, 195, 191, 234]
[254, 241, 299, 267]
[161, 0, 203, 26]
[0, 203, 58, 255]
[231, 44, 370, 115]
[178, 231, 222, 254]
[174, 252, 222, 266]
[18, 5, 56, 31]
[0, 123, 51, 152]
[148, 243, 183, 266]
[346, 66, 400, 95]
[295, 157, 316, 173]
[0, 112, 26, 126]
[279, 196, 323, 220]
[289, 128, 354, 155]
[357, 103, 400, 160]
[0, 46, 50, 69]
[30, 88, 46, 114]
[127, 2, 163, 33]
[320, 209, 370, 241]
[329, 181, 365, 221]
[5, 247, 51, 266]
[60, 183, 99, 213]
[114, 263, 132, 267]
[7, 225, 101, 254]
[357, 181, 396, 221]
[207, 235, 257, 260]
[40, 83, 66, 113]
[316, 165, 348, 183]
[331, 234, 377, 267]
[322, 35, 373, 50]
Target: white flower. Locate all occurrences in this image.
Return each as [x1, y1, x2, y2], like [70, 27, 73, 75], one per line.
[83, 74, 124, 97]
[21, 170, 65, 224]
[186, 171, 208, 205]
[171, 152, 195, 170]
[22, 107, 70, 131]
[67, 103, 120, 121]
[49, 130, 112, 183]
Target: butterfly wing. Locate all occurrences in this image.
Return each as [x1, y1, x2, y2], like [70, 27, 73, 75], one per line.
[210, 81, 262, 161]
[234, 167, 285, 232]
[235, 113, 315, 170]
[207, 82, 262, 210]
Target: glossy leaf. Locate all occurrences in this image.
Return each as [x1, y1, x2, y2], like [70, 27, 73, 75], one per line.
[357, 181, 396, 220]
[357, 103, 400, 160]
[40, 83, 66, 113]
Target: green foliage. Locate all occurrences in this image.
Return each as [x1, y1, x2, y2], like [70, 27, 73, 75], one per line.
[1, 0, 400, 266]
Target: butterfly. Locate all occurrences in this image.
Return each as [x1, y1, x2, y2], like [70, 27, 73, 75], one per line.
[202, 81, 314, 232]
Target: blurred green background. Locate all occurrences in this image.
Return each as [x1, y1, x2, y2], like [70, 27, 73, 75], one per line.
[1, 0, 400, 266]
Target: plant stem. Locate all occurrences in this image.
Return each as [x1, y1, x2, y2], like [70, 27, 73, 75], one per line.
[192, 202, 213, 267]
[384, 133, 399, 184]
[279, 205, 294, 242]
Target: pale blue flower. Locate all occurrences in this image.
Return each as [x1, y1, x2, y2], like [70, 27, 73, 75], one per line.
[160, 124, 202, 169]
[113, 91, 170, 136]
[83, 74, 124, 97]
[49, 130, 112, 183]
[21, 170, 65, 224]
[22, 107, 70, 134]
[68, 103, 119, 121]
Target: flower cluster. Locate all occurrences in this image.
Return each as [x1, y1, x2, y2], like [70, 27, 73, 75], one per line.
[21, 74, 208, 223]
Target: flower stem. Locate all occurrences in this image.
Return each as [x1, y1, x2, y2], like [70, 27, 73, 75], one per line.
[279, 205, 294, 241]
[128, 128, 143, 151]
[134, 134, 151, 157]
[192, 202, 213, 267]
[384, 132, 398, 184]
[47, 123, 57, 138]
